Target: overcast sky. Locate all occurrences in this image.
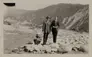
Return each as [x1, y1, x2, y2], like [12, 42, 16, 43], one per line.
[2, 0, 90, 10]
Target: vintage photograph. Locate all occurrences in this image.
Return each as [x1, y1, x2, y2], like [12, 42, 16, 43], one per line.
[3, 0, 89, 54]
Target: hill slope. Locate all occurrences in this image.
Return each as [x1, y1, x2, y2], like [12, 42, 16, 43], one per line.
[62, 5, 89, 32]
[24, 3, 85, 25]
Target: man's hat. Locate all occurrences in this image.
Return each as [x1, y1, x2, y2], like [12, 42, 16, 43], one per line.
[46, 16, 50, 19]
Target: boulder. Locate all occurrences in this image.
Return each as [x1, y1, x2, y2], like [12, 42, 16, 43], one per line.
[57, 48, 68, 54]
[43, 45, 51, 53]
[23, 44, 35, 52]
[50, 43, 59, 52]
[78, 45, 88, 53]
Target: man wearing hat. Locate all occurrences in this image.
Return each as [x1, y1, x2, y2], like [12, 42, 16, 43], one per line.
[42, 16, 51, 45]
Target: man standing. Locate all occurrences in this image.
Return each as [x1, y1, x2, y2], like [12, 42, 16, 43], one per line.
[42, 16, 51, 45]
[51, 16, 60, 43]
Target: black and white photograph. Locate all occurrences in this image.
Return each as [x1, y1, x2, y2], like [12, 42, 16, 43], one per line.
[3, 0, 89, 54]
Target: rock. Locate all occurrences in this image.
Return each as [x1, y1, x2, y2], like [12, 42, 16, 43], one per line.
[23, 46, 29, 52]
[33, 44, 45, 53]
[12, 48, 19, 53]
[78, 45, 88, 53]
[57, 44, 69, 54]
[51, 48, 57, 52]
[23, 44, 35, 52]
[43, 45, 51, 53]
[57, 48, 68, 54]
[17, 46, 24, 52]
[50, 43, 59, 49]
[50, 43, 59, 52]
[72, 47, 79, 52]
[12, 48, 23, 54]
[34, 45, 40, 51]
[64, 45, 73, 52]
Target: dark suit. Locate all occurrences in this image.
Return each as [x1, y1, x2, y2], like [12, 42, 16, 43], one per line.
[51, 20, 59, 43]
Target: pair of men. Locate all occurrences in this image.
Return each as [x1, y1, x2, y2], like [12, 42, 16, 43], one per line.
[42, 16, 60, 45]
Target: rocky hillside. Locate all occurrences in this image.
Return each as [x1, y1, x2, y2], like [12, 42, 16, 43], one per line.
[4, 3, 85, 24]
[62, 5, 89, 32]
[23, 3, 85, 25]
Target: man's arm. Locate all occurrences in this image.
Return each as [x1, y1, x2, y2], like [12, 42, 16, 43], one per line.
[50, 21, 53, 30]
[56, 21, 60, 30]
[57, 21, 60, 27]
[42, 21, 45, 32]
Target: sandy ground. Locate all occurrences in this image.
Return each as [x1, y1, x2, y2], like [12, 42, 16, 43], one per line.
[3, 25, 89, 54]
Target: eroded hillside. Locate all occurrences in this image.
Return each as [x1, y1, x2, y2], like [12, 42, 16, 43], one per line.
[62, 5, 89, 32]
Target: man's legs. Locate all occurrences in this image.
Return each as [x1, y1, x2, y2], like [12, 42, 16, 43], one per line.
[42, 33, 49, 45]
[43, 33, 46, 45]
[52, 29, 58, 43]
[45, 33, 49, 44]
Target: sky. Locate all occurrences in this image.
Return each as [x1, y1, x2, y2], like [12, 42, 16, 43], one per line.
[2, 0, 90, 10]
